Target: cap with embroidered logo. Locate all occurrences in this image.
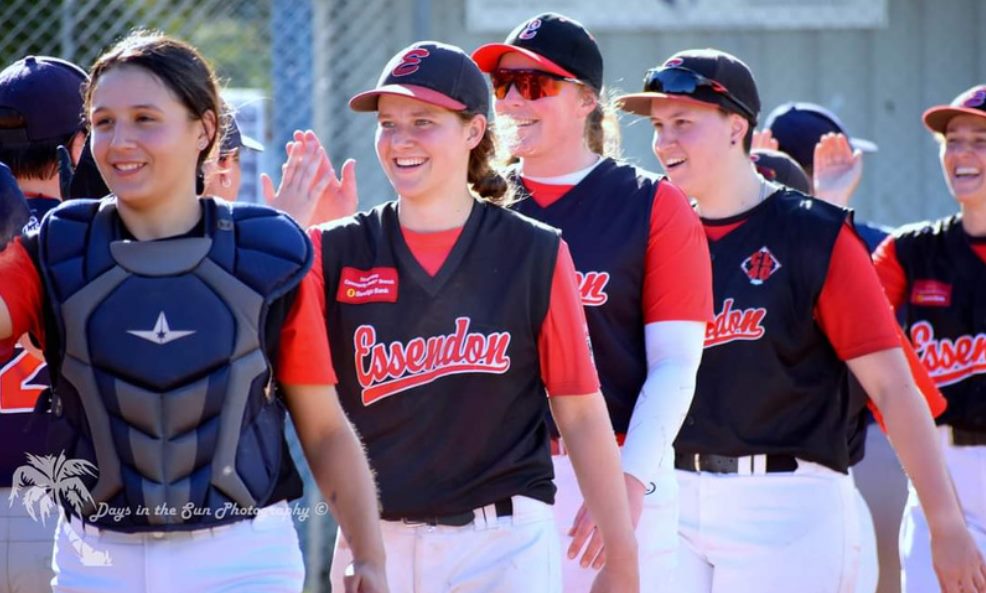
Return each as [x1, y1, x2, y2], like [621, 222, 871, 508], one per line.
[472, 13, 604, 91]
[0, 56, 88, 147]
[617, 49, 760, 125]
[751, 149, 811, 195]
[349, 41, 489, 115]
[923, 85, 986, 134]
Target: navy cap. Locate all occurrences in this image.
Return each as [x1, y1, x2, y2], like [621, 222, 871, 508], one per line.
[220, 112, 264, 154]
[472, 13, 604, 91]
[350, 41, 489, 115]
[923, 85, 986, 134]
[617, 49, 760, 124]
[751, 149, 811, 194]
[0, 56, 88, 146]
[765, 102, 877, 171]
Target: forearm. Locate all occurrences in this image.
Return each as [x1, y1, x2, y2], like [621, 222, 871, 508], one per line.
[853, 350, 963, 532]
[552, 393, 637, 557]
[307, 421, 386, 564]
[622, 321, 704, 486]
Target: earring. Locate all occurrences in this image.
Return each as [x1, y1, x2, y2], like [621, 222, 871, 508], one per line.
[198, 140, 207, 150]
[731, 139, 737, 146]
[221, 175, 231, 188]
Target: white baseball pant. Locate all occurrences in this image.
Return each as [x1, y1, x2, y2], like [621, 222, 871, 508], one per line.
[900, 426, 986, 593]
[331, 495, 560, 593]
[552, 452, 678, 592]
[674, 458, 860, 593]
[850, 473, 879, 593]
[52, 500, 304, 593]
[0, 486, 56, 593]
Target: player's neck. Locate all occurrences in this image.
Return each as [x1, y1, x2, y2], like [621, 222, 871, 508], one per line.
[398, 190, 474, 232]
[960, 199, 986, 237]
[520, 143, 598, 179]
[694, 158, 764, 220]
[17, 176, 62, 201]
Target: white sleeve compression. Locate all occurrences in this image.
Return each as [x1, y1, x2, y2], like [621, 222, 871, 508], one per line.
[620, 320, 706, 488]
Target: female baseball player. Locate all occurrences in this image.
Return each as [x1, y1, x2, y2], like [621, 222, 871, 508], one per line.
[308, 41, 639, 593]
[872, 84, 986, 593]
[0, 32, 386, 593]
[617, 48, 986, 593]
[470, 13, 712, 592]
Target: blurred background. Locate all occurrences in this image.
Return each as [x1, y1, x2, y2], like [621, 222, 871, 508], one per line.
[2, 0, 985, 590]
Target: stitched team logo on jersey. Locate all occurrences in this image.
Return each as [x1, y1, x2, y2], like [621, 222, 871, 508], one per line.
[518, 18, 542, 40]
[910, 321, 986, 387]
[575, 271, 610, 307]
[392, 48, 430, 77]
[740, 246, 781, 285]
[354, 317, 512, 405]
[704, 298, 767, 349]
[0, 345, 47, 413]
[910, 280, 952, 307]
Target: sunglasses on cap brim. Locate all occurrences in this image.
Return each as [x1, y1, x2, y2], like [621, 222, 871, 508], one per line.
[491, 69, 584, 101]
[643, 67, 756, 121]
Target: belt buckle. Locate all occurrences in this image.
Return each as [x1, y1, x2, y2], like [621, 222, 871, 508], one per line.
[693, 453, 701, 472]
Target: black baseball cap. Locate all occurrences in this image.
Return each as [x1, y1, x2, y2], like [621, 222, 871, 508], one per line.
[764, 102, 877, 171]
[472, 13, 603, 91]
[751, 149, 811, 194]
[220, 111, 264, 155]
[923, 85, 986, 134]
[617, 49, 760, 124]
[350, 41, 489, 115]
[0, 56, 88, 147]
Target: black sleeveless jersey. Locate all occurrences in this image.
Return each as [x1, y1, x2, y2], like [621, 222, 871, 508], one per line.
[894, 214, 986, 432]
[318, 200, 561, 518]
[676, 190, 853, 472]
[512, 158, 658, 433]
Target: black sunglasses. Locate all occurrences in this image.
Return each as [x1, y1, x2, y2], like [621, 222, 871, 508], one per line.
[491, 69, 583, 101]
[643, 67, 756, 120]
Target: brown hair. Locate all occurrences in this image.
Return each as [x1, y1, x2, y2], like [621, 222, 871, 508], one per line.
[84, 30, 223, 175]
[583, 87, 622, 159]
[459, 111, 514, 206]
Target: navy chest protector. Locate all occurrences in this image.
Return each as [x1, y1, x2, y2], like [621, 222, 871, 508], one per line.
[37, 197, 311, 531]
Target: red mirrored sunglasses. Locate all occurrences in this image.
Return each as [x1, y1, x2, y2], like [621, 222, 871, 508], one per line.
[491, 69, 583, 101]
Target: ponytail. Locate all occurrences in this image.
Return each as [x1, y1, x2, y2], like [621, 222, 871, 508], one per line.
[461, 112, 515, 206]
[584, 88, 623, 160]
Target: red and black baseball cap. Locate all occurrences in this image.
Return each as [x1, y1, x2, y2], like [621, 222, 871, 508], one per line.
[350, 41, 489, 115]
[0, 56, 88, 147]
[472, 13, 604, 91]
[617, 49, 760, 124]
[751, 149, 811, 194]
[764, 102, 877, 171]
[923, 85, 986, 134]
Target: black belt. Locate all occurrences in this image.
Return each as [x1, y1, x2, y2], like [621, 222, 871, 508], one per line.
[674, 452, 799, 474]
[384, 498, 514, 527]
[951, 427, 986, 447]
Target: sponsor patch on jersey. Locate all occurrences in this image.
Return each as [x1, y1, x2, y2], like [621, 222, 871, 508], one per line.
[910, 280, 952, 307]
[337, 267, 399, 304]
[740, 246, 782, 285]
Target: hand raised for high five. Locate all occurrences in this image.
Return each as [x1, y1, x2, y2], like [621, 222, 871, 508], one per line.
[812, 132, 862, 207]
[751, 129, 780, 151]
[261, 130, 358, 227]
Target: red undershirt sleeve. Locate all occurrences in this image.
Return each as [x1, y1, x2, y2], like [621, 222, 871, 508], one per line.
[276, 232, 336, 385]
[871, 236, 908, 311]
[0, 239, 44, 359]
[538, 241, 601, 397]
[814, 224, 900, 360]
[644, 183, 714, 324]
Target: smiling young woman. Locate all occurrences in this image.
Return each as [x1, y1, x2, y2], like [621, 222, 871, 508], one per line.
[306, 40, 639, 593]
[618, 49, 986, 593]
[872, 86, 986, 593]
[0, 31, 386, 593]
[471, 16, 713, 592]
